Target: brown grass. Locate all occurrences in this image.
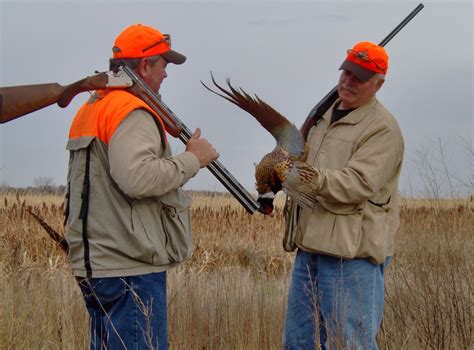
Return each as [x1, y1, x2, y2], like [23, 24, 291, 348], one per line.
[0, 190, 472, 349]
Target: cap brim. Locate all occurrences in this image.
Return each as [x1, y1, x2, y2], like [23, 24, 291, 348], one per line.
[339, 60, 375, 82]
[162, 49, 186, 65]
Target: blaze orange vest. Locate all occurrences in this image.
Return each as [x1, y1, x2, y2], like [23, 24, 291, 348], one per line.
[69, 89, 168, 145]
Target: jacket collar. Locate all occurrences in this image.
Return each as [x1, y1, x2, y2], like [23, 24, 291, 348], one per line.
[322, 97, 378, 125]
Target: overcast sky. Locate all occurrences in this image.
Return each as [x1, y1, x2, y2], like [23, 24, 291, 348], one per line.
[0, 0, 472, 198]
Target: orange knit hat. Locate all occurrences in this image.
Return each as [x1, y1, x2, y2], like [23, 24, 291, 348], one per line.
[112, 24, 186, 64]
[339, 41, 388, 81]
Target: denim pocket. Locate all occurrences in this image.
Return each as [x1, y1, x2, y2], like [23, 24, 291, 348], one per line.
[78, 277, 128, 308]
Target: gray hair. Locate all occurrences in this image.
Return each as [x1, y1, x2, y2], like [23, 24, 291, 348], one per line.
[109, 54, 162, 72]
[375, 73, 386, 81]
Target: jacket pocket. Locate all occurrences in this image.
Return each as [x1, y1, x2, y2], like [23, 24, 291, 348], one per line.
[298, 199, 363, 259]
[358, 200, 391, 263]
[159, 188, 193, 263]
[320, 200, 363, 258]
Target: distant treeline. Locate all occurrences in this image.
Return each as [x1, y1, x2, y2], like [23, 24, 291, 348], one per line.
[0, 186, 237, 198]
[0, 185, 67, 196]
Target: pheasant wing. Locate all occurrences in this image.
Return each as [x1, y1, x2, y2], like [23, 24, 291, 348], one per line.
[202, 74, 305, 157]
[274, 160, 319, 209]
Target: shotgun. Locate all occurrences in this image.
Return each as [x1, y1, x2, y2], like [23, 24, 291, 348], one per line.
[300, 3, 424, 140]
[119, 65, 260, 214]
[0, 67, 260, 214]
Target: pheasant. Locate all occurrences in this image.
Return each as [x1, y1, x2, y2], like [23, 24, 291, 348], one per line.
[202, 74, 319, 215]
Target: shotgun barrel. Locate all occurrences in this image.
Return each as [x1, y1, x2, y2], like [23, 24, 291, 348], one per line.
[300, 3, 424, 140]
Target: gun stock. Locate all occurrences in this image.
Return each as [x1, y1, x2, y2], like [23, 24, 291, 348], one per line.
[0, 71, 133, 124]
[300, 3, 424, 140]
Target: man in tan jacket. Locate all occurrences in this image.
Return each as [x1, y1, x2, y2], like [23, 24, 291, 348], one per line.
[65, 24, 218, 349]
[283, 42, 404, 349]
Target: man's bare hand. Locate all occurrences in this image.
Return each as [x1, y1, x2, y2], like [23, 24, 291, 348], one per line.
[186, 128, 219, 167]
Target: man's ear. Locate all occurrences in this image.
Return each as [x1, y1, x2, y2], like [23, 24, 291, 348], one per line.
[375, 78, 385, 92]
[137, 58, 149, 77]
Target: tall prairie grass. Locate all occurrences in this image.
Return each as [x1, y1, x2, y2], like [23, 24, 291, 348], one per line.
[0, 190, 472, 349]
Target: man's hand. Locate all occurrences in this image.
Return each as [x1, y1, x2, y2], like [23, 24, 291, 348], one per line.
[186, 128, 219, 167]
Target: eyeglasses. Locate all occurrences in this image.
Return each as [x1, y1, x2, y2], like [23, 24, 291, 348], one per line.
[346, 49, 386, 74]
[142, 34, 171, 53]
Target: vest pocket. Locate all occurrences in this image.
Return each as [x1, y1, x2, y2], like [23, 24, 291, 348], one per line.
[159, 188, 193, 262]
[131, 199, 170, 265]
[131, 189, 193, 265]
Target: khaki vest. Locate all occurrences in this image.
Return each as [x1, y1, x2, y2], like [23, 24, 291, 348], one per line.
[65, 90, 192, 278]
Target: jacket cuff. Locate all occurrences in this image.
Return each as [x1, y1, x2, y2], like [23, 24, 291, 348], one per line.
[174, 151, 201, 181]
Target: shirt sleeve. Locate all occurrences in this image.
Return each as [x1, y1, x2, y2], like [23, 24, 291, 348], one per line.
[108, 109, 200, 199]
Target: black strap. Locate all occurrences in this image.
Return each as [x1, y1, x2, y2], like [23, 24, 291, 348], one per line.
[63, 182, 71, 227]
[79, 146, 93, 278]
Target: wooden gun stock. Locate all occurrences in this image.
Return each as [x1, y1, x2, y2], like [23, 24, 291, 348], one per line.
[0, 72, 131, 124]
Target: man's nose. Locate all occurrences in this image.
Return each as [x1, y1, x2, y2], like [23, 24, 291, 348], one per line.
[346, 72, 359, 83]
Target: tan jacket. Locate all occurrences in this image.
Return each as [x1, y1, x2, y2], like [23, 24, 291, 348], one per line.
[285, 97, 404, 264]
[65, 90, 200, 278]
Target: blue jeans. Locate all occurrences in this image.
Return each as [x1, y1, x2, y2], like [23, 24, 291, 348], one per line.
[77, 272, 168, 349]
[283, 250, 390, 350]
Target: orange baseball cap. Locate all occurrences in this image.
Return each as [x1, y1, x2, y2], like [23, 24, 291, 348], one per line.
[339, 41, 388, 82]
[112, 24, 186, 64]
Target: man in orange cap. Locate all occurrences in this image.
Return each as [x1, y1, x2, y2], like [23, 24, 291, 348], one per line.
[65, 24, 219, 349]
[283, 41, 404, 349]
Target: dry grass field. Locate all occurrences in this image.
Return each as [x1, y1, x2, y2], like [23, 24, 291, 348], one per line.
[0, 190, 472, 349]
